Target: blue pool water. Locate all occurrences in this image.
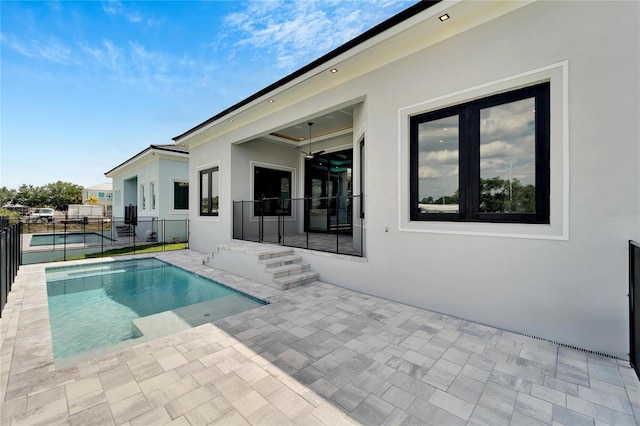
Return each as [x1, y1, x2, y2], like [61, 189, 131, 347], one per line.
[46, 258, 266, 360]
[31, 232, 114, 246]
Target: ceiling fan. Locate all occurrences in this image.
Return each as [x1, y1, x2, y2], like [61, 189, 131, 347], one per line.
[299, 122, 325, 159]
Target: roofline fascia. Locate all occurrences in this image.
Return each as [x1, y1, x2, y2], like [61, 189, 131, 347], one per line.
[172, 0, 440, 142]
[104, 145, 189, 177]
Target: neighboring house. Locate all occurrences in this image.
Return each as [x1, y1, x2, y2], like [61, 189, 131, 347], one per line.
[82, 182, 113, 216]
[105, 144, 189, 242]
[173, 1, 639, 359]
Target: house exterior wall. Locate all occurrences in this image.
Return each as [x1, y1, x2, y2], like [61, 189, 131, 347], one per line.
[188, 140, 229, 254]
[187, 1, 639, 358]
[109, 155, 188, 222]
[157, 157, 189, 220]
[82, 189, 113, 210]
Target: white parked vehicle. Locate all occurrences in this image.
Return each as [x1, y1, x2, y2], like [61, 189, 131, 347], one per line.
[30, 208, 55, 222]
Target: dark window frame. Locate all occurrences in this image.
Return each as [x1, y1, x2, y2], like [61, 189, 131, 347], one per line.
[253, 166, 292, 217]
[410, 82, 550, 224]
[200, 167, 219, 216]
[173, 181, 189, 210]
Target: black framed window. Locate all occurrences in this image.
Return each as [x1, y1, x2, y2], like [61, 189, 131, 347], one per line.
[254, 166, 292, 216]
[200, 167, 219, 216]
[173, 181, 189, 210]
[410, 83, 550, 223]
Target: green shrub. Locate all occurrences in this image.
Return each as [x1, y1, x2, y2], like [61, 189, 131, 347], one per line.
[0, 209, 20, 225]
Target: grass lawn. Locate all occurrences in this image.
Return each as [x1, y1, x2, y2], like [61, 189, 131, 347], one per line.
[65, 242, 189, 260]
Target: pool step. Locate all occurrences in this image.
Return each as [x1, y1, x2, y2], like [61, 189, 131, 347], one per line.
[207, 242, 319, 290]
[131, 295, 264, 339]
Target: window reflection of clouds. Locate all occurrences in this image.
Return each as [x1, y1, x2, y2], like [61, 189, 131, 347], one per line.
[417, 115, 459, 199]
[480, 98, 535, 185]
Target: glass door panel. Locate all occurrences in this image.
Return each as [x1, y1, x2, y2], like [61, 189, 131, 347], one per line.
[305, 149, 353, 233]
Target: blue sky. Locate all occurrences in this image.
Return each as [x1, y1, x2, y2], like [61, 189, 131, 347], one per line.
[1, 0, 414, 190]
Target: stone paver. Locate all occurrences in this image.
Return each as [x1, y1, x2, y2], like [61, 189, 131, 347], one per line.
[1, 250, 639, 425]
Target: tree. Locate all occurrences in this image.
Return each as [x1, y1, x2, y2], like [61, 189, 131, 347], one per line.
[0, 187, 17, 207]
[2, 181, 83, 211]
[480, 177, 535, 213]
[42, 181, 83, 210]
[86, 196, 100, 205]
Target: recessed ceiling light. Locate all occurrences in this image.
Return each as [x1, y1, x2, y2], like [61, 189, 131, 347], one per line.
[330, 68, 338, 73]
[267, 99, 275, 103]
[439, 14, 450, 22]
[228, 119, 233, 122]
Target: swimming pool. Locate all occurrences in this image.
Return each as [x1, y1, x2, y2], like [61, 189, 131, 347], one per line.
[30, 232, 114, 246]
[46, 258, 267, 360]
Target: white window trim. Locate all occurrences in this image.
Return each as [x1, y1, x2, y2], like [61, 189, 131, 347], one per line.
[171, 178, 189, 213]
[397, 61, 569, 240]
[149, 181, 157, 212]
[140, 183, 146, 212]
[250, 161, 296, 223]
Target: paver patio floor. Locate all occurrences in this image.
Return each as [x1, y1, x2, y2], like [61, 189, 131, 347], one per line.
[1, 250, 639, 425]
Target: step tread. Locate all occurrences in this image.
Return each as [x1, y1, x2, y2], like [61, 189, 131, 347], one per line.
[273, 271, 319, 285]
[265, 263, 310, 276]
[260, 255, 303, 267]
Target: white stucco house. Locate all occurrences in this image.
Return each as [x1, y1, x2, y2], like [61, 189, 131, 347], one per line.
[81, 182, 113, 216]
[105, 144, 189, 242]
[173, 1, 639, 359]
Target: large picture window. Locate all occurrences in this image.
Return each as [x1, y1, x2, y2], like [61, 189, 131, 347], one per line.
[254, 166, 292, 216]
[410, 83, 550, 223]
[200, 167, 219, 216]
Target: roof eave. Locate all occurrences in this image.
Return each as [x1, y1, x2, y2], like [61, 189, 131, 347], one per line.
[172, 0, 440, 142]
[104, 145, 189, 177]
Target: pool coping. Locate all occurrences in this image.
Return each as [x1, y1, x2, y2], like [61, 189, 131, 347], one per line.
[1, 251, 287, 402]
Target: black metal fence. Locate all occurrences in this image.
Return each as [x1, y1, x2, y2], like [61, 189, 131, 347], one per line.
[21, 217, 189, 264]
[630, 240, 640, 379]
[233, 195, 363, 257]
[1, 219, 21, 317]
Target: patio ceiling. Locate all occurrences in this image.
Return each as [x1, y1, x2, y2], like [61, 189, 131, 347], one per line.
[263, 106, 354, 147]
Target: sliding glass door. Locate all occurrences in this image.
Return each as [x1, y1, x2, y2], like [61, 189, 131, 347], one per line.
[305, 149, 352, 233]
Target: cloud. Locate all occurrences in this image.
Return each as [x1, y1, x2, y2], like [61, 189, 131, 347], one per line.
[419, 164, 458, 179]
[102, 0, 154, 26]
[79, 38, 213, 95]
[221, 0, 411, 69]
[1, 33, 74, 65]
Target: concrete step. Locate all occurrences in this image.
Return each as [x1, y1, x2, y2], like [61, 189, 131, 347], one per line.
[273, 271, 320, 290]
[265, 263, 310, 279]
[259, 254, 303, 268]
[255, 247, 295, 260]
[210, 242, 319, 290]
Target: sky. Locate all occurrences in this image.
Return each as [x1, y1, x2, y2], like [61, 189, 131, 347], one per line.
[0, 0, 415, 190]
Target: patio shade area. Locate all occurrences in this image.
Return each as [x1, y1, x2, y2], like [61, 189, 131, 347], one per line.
[1, 250, 639, 425]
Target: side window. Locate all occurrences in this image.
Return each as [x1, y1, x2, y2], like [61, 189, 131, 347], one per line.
[140, 184, 146, 210]
[253, 166, 292, 216]
[410, 82, 550, 224]
[150, 182, 156, 210]
[200, 167, 219, 216]
[173, 181, 189, 210]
